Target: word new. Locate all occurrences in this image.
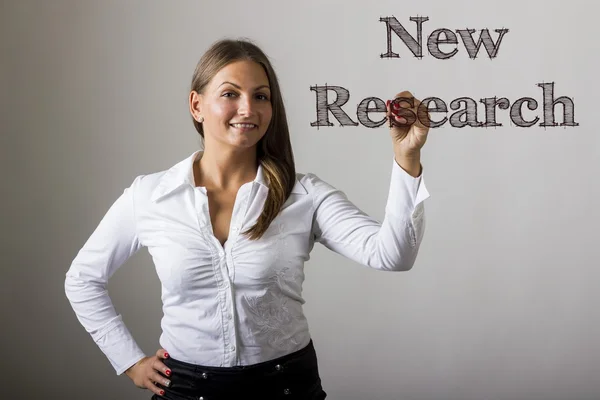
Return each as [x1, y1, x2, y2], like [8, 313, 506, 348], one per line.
[379, 16, 509, 59]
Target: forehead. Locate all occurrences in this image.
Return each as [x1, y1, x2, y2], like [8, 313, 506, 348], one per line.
[210, 60, 270, 88]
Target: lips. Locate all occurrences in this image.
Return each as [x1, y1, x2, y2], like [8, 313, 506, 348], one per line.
[230, 123, 258, 129]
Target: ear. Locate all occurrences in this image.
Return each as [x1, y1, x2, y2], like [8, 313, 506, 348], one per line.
[189, 90, 203, 122]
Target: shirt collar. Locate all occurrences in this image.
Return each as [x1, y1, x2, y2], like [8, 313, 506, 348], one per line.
[151, 150, 304, 203]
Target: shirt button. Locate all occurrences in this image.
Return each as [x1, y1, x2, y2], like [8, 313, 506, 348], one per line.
[232, 227, 239, 232]
[283, 388, 291, 395]
[275, 364, 283, 371]
[201, 372, 208, 379]
[231, 345, 236, 351]
[227, 314, 233, 320]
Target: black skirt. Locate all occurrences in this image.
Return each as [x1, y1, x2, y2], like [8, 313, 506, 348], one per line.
[151, 340, 327, 400]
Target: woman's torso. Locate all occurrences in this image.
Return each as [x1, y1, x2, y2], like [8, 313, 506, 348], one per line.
[135, 152, 315, 367]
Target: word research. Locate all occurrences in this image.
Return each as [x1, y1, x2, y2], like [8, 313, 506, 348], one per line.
[309, 83, 578, 129]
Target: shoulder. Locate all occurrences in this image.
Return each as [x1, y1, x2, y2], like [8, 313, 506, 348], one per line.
[130, 170, 167, 191]
[295, 171, 342, 198]
[128, 151, 199, 203]
[126, 168, 171, 204]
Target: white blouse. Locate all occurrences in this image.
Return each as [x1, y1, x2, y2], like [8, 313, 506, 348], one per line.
[64, 150, 430, 375]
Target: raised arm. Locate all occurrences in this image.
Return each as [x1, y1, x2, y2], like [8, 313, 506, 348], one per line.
[310, 158, 429, 271]
[64, 176, 146, 375]
[311, 90, 431, 271]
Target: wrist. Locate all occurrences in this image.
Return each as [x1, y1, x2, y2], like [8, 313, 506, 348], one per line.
[393, 145, 420, 159]
[394, 151, 422, 177]
[125, 358, 145, 377]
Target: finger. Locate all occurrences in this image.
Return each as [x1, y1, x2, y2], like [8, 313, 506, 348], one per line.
[393, 114, 409, 125]
[152, 358, 171, 378]
[393, 90, 413, 100]
[386, 100, 400, 128]
[411, 98, 425, 128]
[392, 106, 416, 126]
[390, 95, 417, 125]
[154, 349, 171, 377]
[413, 99, 432, 129]
[386, 98, 401, 113]
[145, 378, 166, 397]
[391, 91, 418, 112]
[150, 371, 172, 389]
[156, 349, 169, 359]
[394, 95, 430, 129]
[391, 92, 414, 116]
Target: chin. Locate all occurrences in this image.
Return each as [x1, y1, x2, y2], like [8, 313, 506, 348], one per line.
[222, 137, 259, 150]
[227, 131, 266, 147]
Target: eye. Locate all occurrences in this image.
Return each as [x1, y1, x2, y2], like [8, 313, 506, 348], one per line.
[256, 93, 270, 101]
[222, 92, 237, 98]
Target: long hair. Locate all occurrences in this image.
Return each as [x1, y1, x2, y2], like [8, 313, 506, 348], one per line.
[190, 38, 296, 240]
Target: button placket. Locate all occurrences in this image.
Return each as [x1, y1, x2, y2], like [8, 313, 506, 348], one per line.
[226, 192, 248, 283]
[198, 190, 232, 359]
[219, 250, 237, 360]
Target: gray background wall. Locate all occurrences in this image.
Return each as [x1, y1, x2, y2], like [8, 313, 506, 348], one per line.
[2, 0, 599, 399]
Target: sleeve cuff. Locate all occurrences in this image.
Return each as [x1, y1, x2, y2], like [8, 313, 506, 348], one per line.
[93, 316, 147, 375]
[387, 157, 430, 218]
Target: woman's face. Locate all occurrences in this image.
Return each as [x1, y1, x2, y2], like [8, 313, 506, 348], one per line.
[193, 60, 273, 151]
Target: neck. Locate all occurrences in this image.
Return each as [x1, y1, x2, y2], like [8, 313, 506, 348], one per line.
[195, 145, 258, 191]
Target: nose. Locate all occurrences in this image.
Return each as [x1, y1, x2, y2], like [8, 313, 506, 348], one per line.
[237, 95, 256, 117]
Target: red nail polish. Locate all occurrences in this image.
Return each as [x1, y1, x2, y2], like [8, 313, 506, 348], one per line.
[164, 352, 169, 358]
[166, 369, 171, 376]
[160, 390, 165, 395]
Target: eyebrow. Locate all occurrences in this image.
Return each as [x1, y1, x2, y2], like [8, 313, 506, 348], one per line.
[218, 81, 270, 91]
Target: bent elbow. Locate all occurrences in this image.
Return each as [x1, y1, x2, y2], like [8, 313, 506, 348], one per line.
[387, 258, 416, 272]
[64, 268, 106, 304]
[382, 248, 419, 272]
[64, 272, 81, 303]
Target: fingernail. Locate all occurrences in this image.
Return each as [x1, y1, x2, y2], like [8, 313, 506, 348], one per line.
[164, 379, 171, 387]
[159, 390, 165, 395]
[395, 115, 407, 124]
[164, 352, 169, 358]
[165, 369, 171, 376]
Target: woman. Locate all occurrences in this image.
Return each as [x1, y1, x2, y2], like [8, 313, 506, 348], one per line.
[65, 38, 430, 399]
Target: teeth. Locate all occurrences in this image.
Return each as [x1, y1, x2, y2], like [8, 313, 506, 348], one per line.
[231, 123, 255, 128]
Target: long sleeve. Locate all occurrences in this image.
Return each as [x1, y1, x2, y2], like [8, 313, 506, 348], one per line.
[64, 176, 146, 375]
[310, 158, 430, 271]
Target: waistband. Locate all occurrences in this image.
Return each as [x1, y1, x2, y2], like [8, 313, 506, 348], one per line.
[166, 339, 316, 375]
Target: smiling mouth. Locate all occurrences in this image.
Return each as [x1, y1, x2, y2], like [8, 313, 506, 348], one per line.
[230, 123, 257, 129]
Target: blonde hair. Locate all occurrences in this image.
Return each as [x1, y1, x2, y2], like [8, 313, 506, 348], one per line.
[190, 38, 296, 240]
